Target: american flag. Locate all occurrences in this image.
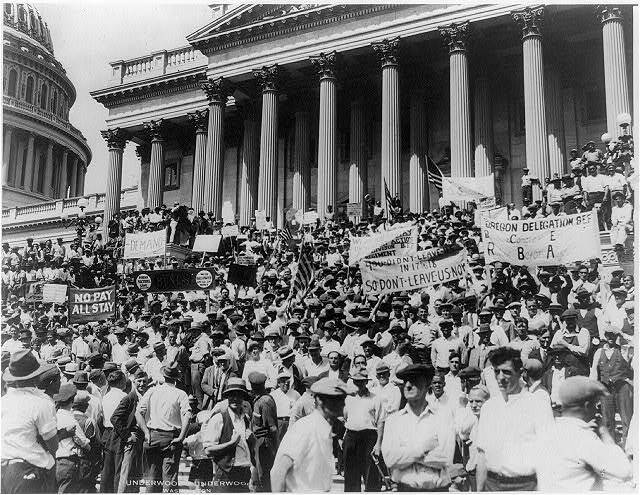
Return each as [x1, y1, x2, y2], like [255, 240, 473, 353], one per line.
[278, 224, 298, 249]
[384, 179, 393, 214]
[290, 246, 314, 302]
[427, 155, 444, 191]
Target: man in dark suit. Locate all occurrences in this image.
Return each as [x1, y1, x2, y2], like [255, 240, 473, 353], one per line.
[201, 349, 236, 410]
[112, 370, 150, 492]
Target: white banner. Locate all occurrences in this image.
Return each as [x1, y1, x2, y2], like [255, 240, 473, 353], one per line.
[222, 225, 239, 238]
[222, 201, 235, 225]
[360, 249, 469, 295]
[475, 205, 508, 226]
[348, 222, 417, 266]
[442, 174, 494, 202]
[42, 284, 67, 303]
[481, 211, 601, 266]
[255, 210, 267, 230]
[192, 235, 222, 253]
[124, 231, 166, 259]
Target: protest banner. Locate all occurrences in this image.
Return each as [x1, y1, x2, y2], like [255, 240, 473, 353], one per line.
[192, 235, 222, 253]
[302, 211, 319, 225]
[475, 205, 508, 226]
[255, 210, 268, 230]
[227, 263, 257, 287]
[346, 202, 362, 218]
[349, 222, 416, 266]
[133, 268, 217, 293]
[481, 210, 601, 266]
[222, 225, 239, 237]
[479, 197, 496, 209]
[124, 231, 166, 259]
[68, 286, 116, 323]
[221, 201, 235, 225]
[42, 284, 67, 304]
[442, 173, 494, 202]
[360, 249, 468, 295]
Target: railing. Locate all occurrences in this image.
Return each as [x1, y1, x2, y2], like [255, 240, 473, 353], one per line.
[2, 187, 139, 226]
[3, 96, 88, 144]
[111, 45, 207, 85]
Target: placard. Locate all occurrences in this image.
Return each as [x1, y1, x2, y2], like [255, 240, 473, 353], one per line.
[227, 263, 257, 287]
[221, 201, 235, 225]
[346, 202, 362, 217]
[349, 222, 416, 266]
[236, 255, 256, 266]
[133, 269, 218, 292]
[68, 286, 116, 323]
[124, 231, 166, 259]
[360, 249, 468, 295]
[481, 211, 601, 266]
[302, 211, 319, 225]
[192, 235, 222, 253]
[255, 210, 268, 230]
[478, 197, 496, 209]
[42, 284, 67, 304]
[222, 225, 239, 238]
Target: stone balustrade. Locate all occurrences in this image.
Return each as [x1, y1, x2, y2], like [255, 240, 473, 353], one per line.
[109, 45, 207, 85]
[2, 187, 139, 226]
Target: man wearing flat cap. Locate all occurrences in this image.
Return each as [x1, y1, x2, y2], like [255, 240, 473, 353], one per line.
[535, 376, 632, 491]
[271, 378, 348, 492]
[382, 364, 455, 491]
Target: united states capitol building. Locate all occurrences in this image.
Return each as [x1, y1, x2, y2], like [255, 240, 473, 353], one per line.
[1, 3, 634, 251]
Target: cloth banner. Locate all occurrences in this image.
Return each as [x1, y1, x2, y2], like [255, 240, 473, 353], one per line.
[222, 225, 239, 237]
[481, 210, 601, 266]
[42, 284, 67, 303]
[221, 201, 235, 225]
[124, 231, 166, 259]
[255, 210, 268, 230]
[68, 286, 116, 323]
[360, 249, 469, 295]
[133, 268, 217, 292]
[192, 235, 222, 253]
[349, 222, 417, 266]
[475, 205, 508, 226]
[227, 264, 257, 287]
[442, 174, 494, 202]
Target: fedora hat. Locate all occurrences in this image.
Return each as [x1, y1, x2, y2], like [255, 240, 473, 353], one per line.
[277, 346, 295, 362]
[161, 363, 181, 381]
[72, 371, 89, 385]
[222, 377, 250, 398]
[3, 349, 48, 383]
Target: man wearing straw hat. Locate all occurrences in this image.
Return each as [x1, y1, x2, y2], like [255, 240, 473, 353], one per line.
[1, 349, 59, 493]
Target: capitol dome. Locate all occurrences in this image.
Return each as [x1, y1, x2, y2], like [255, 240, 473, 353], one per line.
[3, 3, 92, 208]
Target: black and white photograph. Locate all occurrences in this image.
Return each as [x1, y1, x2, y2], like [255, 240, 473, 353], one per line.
[1, 1, 637, 493]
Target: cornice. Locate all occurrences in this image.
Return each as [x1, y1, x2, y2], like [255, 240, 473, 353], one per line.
[91, 69, 205, 108]
[191, 5, 396, 55]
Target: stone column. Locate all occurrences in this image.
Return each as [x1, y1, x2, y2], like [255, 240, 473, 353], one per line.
[14, 138, 25, 188]
[22, 133, 35, 191]
[69, 156, 78, 197]
[545, 64, 566, 177]
[188, 110, 208, 213]
[311, 52, 338, 220]
[31, 145, 42, 193]
[59, 149, 69, 198]
[409, 93, 428, 213]
[473, 74, 494, 177]
[43, 142, 54, 197]
[440, 22, 473, 178]
[3, 126, 13, 186]
[78, 164, 86, 196]
[513, 6, 549, 201]
[143, 119, 166, 209]
[254, 65, 280, 222]
[201, 77, 228, 218]
[292, 109, 311, 213]
[239, 106, 260, 227]
[100, 128, 127, 237]
[349, 101, 367, 219]
[596, 6, 631, 136]
[372, 37, 401, 216]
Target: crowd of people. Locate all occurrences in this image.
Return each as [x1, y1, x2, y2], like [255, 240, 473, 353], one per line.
[0, 135, 636, 494]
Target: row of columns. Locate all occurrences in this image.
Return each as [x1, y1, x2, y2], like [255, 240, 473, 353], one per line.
[2, 126, 85, 198]
[100, 5, 630, 233]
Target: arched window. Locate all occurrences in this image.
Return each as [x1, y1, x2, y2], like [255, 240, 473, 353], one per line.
[7, 69, 18, 97]
[25, 76, 34, 103]
[52, 90, 58, 115]
[40, 83, 47, 109]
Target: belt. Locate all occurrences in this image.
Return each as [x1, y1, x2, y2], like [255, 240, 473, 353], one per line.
[487, 471, 536, 483]
[397, 483, 450, 492]
[150, 428, 180, 433]
[56, 456, 79, 462]
[277, 417, 290, 421]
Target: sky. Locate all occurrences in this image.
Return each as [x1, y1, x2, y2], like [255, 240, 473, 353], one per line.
[36, 2, 214, 194]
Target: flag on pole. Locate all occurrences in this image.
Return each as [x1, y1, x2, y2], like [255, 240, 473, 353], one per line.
[427, 155, 444, 192]
[278, 224, 298, 249]
[290, 247, 314, 302]
[384, 180, 393, 215]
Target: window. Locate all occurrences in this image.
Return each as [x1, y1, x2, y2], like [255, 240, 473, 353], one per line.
[40, 83, 48, 110]
[163, 162, 180, 191]
[7, 69, 17, 97]
[52, 90, 57, 115]
[25, 76, 34, 103]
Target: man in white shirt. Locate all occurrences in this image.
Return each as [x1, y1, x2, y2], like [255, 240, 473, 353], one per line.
[476, 347, 554, 491]
[535, 376, 632, 491]
[610, 192, 633, 246]
[270, 372, 301, 442]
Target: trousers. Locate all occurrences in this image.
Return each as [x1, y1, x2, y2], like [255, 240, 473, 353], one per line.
[213, 466, 251, 493]
[118, 438, 144, 493]
[485, 472, 537, 491]
[343, 429, 380, 492]
[601, 381, 633, 445]
[190, 363, 205, 408]
[100, 428, 123, 493]
[1, 461, 56, 494]
[143, 429, 182, 493]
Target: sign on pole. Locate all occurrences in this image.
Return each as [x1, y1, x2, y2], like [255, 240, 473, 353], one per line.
[222, 201, 235, 225]
[349, 222, 417, 266]
[68, 286, 116, 323]
[255, 210, 267, 230]
[42, 284, 67, 304]
[360, 249, 469, 295]
[302, 211, 319, 225]
[222, 225, 239, 238]
[192, 235, 222, 253]
[346, 202, 362, 218]
[481, 210, 601, 266]
[133, 268, 218, 293]
[227, 264, 257, 287]
[124, 231, 166, 259]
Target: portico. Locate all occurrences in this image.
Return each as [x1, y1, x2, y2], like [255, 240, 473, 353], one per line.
[91, 4, 633, 237]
